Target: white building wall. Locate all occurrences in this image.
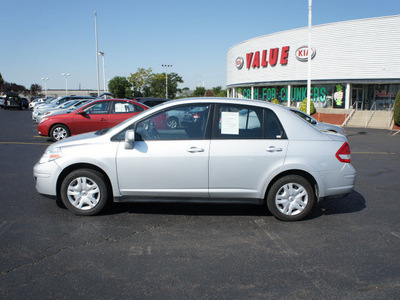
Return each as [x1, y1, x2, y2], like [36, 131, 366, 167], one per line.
[227, 15, 400, 86]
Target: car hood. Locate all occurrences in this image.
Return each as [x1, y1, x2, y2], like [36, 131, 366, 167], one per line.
[50, 131, 101, 149]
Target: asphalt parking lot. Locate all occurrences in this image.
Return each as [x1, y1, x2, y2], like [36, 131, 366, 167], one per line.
[0, 108, 399, 299]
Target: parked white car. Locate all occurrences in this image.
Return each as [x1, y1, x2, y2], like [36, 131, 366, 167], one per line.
[289, 108, 346, 135]
[34, 98, 356, 221]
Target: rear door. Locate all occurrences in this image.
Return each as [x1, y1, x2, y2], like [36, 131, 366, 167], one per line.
[209, 104, 288, 199]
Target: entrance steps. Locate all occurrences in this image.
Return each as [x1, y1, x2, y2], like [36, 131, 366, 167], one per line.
[345, 110, 393, 129]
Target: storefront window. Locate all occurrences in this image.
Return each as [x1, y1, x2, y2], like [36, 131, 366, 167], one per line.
[368, 84, 400, 110]
[251, 84, 344, 108]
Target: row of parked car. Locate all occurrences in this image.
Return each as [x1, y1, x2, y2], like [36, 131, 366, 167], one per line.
[30, 95, 170, 141]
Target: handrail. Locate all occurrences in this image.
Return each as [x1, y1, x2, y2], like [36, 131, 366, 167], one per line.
[342, 109, 356, 127]
[388, 103, 394, 129]
[365, 102, 376, 128]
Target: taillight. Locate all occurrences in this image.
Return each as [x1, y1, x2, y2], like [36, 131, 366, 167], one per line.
[335, 142, 351, 163]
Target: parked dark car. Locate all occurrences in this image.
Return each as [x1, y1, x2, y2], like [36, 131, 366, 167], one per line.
[3, 92, 24, 110]
[133, 97, 169, 107]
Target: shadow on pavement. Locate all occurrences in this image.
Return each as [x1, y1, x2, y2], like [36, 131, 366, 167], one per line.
[105, 201, 270, 217]
[101, 190, 365, 220]
[307, 190, 366, 220]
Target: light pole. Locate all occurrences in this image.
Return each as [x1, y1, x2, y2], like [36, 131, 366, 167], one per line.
[61, 73, 70, 95]
[41, 77, 49, 98]
[95, 11, 100, 96]
[306, 0, 313, 115]
[162, 64, 172, 99]
[98, 51, 106, 93]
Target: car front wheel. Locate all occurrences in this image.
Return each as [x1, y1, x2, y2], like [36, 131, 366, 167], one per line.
[267, 175, 315, 221]
[60, 169, 110, 216]
[50, 124, 70, 141]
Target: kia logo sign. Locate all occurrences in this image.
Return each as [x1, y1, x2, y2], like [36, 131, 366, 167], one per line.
[235, 57, 244, 70]
[295, 46, 316, 62]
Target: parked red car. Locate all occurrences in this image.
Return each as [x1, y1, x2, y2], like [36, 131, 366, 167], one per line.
[38, 99, 149, 141]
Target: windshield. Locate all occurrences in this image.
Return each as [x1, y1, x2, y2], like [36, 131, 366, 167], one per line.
[59, 100, 78, 108]
[94, 128, 110, 136]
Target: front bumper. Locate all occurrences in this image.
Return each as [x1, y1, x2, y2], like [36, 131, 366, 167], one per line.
[33, 161, 62, 196]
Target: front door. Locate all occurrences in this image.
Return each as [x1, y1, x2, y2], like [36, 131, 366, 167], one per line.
[73, 101, 110, 134]
[351, 88, 364, 110]
[116, 104, 212, 198]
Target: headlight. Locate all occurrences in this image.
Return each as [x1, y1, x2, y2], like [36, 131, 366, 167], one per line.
[39, 148, 63, 164]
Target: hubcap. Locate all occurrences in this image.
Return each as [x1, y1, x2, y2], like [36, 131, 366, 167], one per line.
[67, 177, 100, 210]
[275, 183, 308, 216]
[167, 119, 177, 128]
[53, 127, 68, 140]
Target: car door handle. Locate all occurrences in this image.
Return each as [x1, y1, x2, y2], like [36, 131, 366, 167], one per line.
[266, 146, 283, 152]
[100, 118, 107, 121]
[187, 147, 205, 153]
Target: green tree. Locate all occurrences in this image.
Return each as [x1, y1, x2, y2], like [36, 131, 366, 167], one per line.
[0, 73, 4, 86]
[393, 90, 400, 126]
[192, 87, 206, 97]
[271, 98, 280, 105]
[148, 72, 183, 99]
[128, 68, 153, 97]
[108, 76, 132, 98]
[212, 86, 227, 97]
[30, 84, 42, 97]
[204, 89, 215, 97]
[299, 98, 316, 115]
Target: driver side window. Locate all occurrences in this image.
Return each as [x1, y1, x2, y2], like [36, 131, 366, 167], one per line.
[84, 101, 110, 114]
[135, 104, 210, 140]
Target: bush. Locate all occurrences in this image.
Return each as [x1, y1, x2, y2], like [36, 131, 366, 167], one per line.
[393, 90, 400, 126]
[299, 98, 316, 115]
[271, 98, 280, 105]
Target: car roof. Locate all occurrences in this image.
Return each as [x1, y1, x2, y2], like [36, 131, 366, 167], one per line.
[112, 97, 330, 141]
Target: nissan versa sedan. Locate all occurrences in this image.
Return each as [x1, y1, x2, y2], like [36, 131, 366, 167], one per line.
[37, 99, 149, 141]
[34, 98, 356, 221]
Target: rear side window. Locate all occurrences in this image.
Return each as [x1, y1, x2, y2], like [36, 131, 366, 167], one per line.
[215, 104, 285, 140]
[264, 109, 285, 139]
[217, 105, 263, 139]
[111, 102, 144, 113]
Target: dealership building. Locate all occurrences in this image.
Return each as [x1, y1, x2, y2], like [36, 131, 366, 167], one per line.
[226, 15, 400, 112]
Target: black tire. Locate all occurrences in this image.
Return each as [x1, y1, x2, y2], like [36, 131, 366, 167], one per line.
[50, 124, 70, 142]
[60, 169, 110, 216]
[167, 117, 179, 129]
[267, 175, 315, 221]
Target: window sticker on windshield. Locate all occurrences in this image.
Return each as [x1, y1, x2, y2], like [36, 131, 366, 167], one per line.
[221, 112, 239, 135]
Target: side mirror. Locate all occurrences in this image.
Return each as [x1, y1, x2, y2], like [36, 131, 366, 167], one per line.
[124, 129, 135, 149]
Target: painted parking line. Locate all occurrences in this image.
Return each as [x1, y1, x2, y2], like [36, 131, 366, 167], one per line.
[0, 141, 50, 145]
[353, 151, 397, 155]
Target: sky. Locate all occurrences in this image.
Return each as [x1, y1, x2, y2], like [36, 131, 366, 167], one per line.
[1, 0, 399, 92]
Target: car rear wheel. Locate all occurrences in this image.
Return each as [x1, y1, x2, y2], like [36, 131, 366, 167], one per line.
[267, 175, 315, 221]
[167, 117, 178, 129]
[60, 169, 109, 216]
[50, 124, 70, 141]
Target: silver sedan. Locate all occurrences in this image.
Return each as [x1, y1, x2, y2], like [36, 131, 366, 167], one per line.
[34, 98, 356, 221]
